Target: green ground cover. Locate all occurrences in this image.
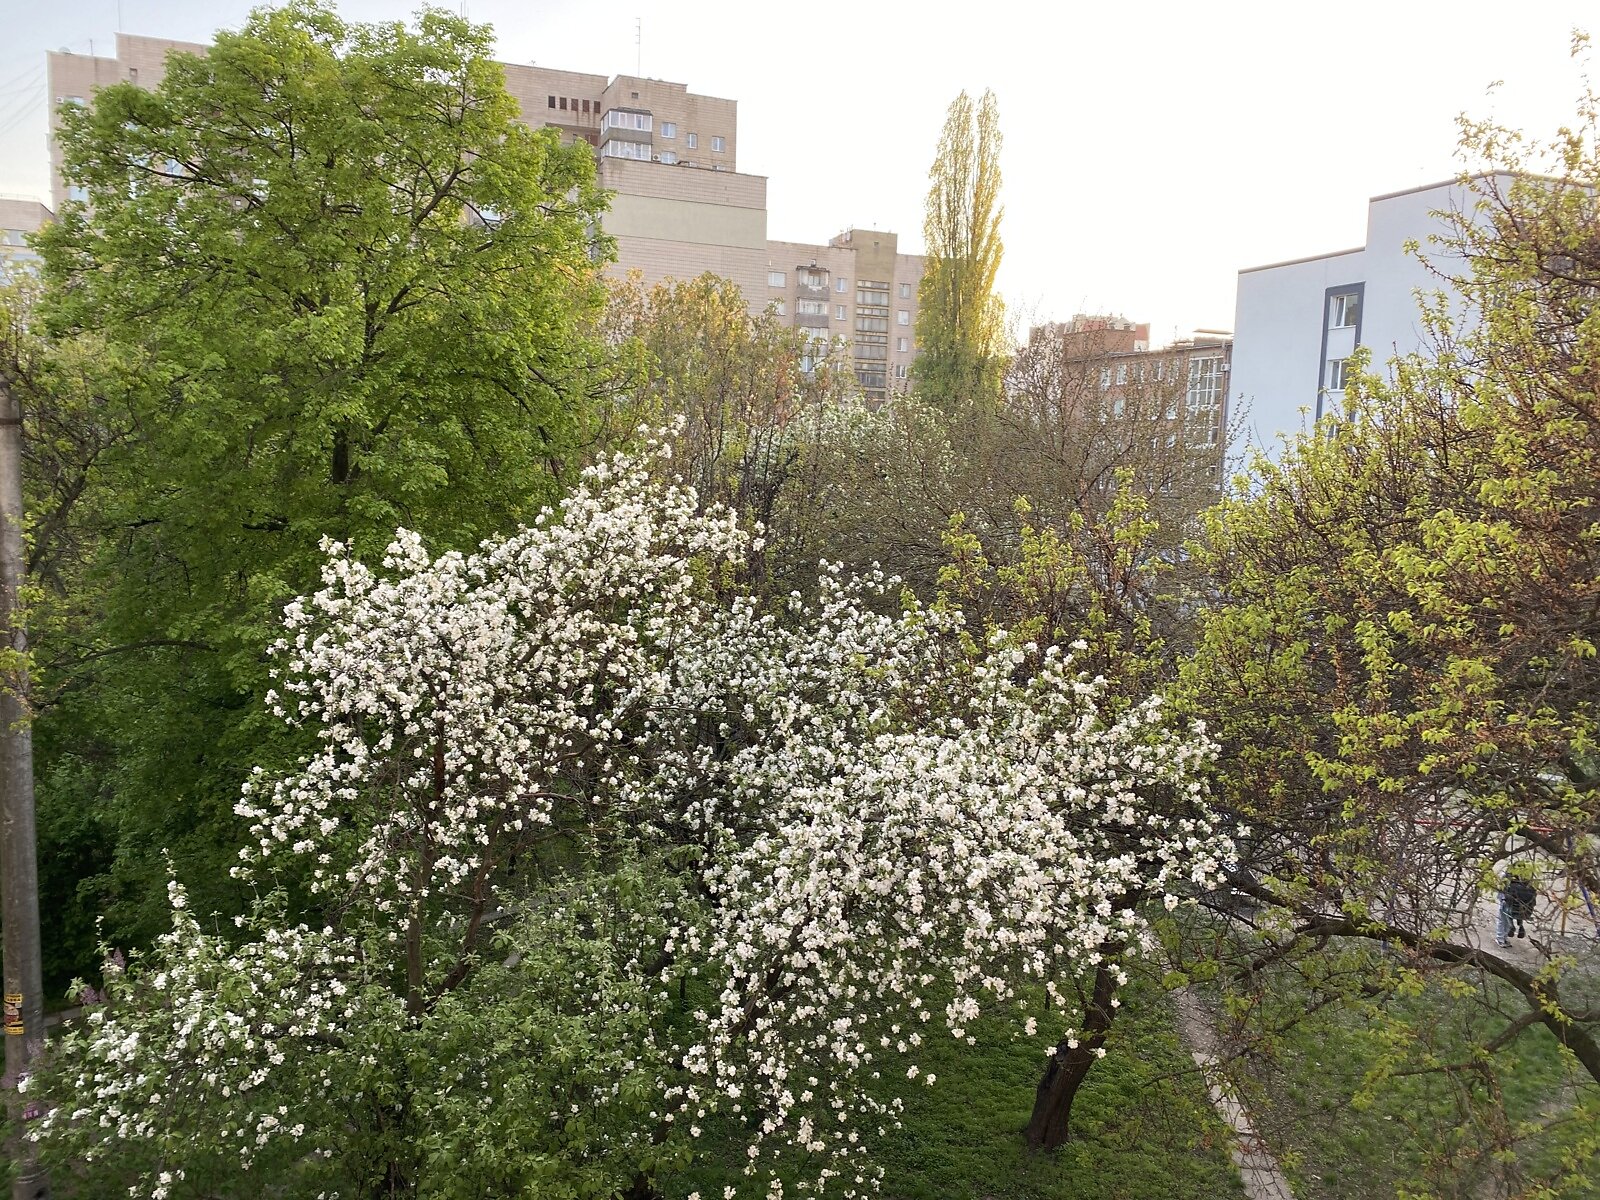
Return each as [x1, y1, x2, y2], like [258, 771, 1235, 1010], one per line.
[661, 982, 1246, 1200]
[1212, 954, 1600, 1199]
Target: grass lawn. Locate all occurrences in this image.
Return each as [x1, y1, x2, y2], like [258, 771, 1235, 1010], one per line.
[1206, 949, 1600, 1199]
[659, 981, 1246, 1199]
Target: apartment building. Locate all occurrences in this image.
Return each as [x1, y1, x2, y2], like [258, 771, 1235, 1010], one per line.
[45, 35, 924, 403]
[1231, 177, 1491, 451]
[0, 197, 52, 280]
[1036, 315, 1230, 446]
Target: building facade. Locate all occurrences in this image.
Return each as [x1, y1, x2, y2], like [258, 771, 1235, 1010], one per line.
[0, 197, 52, 280]
[1231, 177, 1489, 451]
[45, 35, 924, 403]
[1016, 315, 1232, 499]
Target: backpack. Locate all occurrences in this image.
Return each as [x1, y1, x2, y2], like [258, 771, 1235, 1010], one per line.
[1506, 880, 1536, 920]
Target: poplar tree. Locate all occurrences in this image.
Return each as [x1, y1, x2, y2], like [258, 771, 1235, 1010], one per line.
[915, 89, 1007, 407]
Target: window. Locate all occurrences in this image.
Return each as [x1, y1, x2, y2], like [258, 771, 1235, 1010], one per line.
[895, 364, 908, 380]
[798, 299, 828, 316]
[835, 277, 848, 293]
[1326, 358, 1349, 391]
[559, 97, 567, 110]
[601, 139, 652, 160]
[1099, 367, 1112, 390]
[582, 99, 591, 114]
[711, 135, 725, 153]
[686, 132, 698, 148]
[835, 305, 847, 320]
[661, 121, 676, 138]
[659, 151, 677, 164]
[856, 316, 889, 333]
[772, 300, 786, 316]
[1190, 356, 1222, 432]
[1331, 292, 1360, 328]
[856, 343, 887, 360]
[601, 109, 653, 134]
[797, 267, 827, 288]
[896, 337, 908, 352]
[768, 270, 786, 287]
[897, 309, 909, 326]
[68, 185, 88, 204]
[548, 95, 556, 108]
[1115, 364, 1128, 385]
[857, 287, 890, 307]
[899, 282, 911, 299]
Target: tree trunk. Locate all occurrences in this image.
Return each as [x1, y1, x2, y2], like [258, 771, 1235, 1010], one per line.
[1024, 963, 1119, 1151]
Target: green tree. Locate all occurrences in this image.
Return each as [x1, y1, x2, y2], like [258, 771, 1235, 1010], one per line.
[1178, 84, 1600, 1192]
[915, 89, 1007, 407]
[29, 0, 613, 968]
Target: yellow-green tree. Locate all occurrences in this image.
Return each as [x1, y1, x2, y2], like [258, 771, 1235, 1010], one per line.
[915, 90, 1007, 406]
[1178, 72, 1600, 1188]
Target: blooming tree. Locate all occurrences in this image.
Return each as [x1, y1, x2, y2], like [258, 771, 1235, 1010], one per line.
[27, 444, 1232, 1197]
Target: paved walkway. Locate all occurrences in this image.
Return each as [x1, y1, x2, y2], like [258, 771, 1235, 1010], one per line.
[1172, 988, 1295, 1200]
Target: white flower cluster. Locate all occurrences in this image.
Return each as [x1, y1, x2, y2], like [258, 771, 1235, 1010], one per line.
[639, 576, 1232, 1188]
[35, 442, 1233, 1197]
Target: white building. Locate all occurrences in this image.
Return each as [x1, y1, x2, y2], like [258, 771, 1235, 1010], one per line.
[1230, 176, 1500, 453]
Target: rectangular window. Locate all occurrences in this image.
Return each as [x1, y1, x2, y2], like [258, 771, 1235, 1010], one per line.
[896, 337, 908, 352]
[1099, 367, 1112, 390]
[899, 283, 911, 298]
[1188, 356, 1225, 416]
[856, 316, 889, 334]
[835, 277, 848, 293]
[711, 135, 725, 152]
[1331, 292, 1360, 328]
[548, 95, 556, 109]
[897, 309, 910, 326]
[797, 267, 828, 288]
[1326, 357, 1349, 391]
[659, 151, 677, 164]
[582, 99, 591, 114]
[661, 121, 676, 138]
[798, 299, 828, 316]
[768, 270, 786, 287]
[601, 109, 653, 134]
[601, 139, 652, 160]
[1115, 364, 1128, 385]
[559, 97, 568, 110]
[835, 305, 847, 320]
[686, 132, 698, 148]
[772, 300, 786, 316]
[895, 364, 908, 380]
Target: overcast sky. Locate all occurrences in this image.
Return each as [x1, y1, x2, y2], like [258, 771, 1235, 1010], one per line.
[0, 0, 1593, 342]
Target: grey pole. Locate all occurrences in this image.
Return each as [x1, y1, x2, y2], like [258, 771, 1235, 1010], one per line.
[0, 363, 48, 1200]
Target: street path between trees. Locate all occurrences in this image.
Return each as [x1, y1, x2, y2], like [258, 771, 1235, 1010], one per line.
[1172, 989, 1296, 1200]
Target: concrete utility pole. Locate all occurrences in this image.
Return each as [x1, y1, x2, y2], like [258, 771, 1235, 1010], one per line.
[0, 363, 47, 1200]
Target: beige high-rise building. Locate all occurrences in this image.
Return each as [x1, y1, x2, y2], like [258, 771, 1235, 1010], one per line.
[45, 35, 924, 402]
[0, 197, 53, 280]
